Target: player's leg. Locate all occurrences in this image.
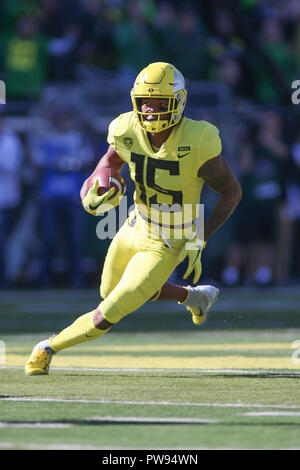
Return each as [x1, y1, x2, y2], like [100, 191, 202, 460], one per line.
[25, 220, 133, 376]
[99, 217, 135, 300]
[24, 248, 173, 376]
[46, 217, 135, 356]
[150, 281, 219, 326]
[30, 244, 185, 373]
[99, 209, 219, 327]
[98, 248, 180, 324]
[24, 308, 113, 376]
[151, 282, 188, 302]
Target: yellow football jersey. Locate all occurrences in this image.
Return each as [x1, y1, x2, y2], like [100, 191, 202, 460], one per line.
[107, 111, 222, 230]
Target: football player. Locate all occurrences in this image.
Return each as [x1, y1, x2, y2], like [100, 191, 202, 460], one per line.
[25, 62, 242, 375]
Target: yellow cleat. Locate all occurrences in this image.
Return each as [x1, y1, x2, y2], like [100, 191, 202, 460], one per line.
[25, 341, 54, 376]
[184, 285, 219, 326]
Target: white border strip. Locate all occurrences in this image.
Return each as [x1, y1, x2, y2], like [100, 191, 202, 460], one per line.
[88, 416, 218, 424]
[241, 412, 300, 417]
[1, 396, 300, 409]
[0, 421, 70, 428]
[2, 365, 300, 375]
[0, 442, 241, 450]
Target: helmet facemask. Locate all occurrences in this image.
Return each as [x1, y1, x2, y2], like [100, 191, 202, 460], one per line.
[131, 62, 187, 133]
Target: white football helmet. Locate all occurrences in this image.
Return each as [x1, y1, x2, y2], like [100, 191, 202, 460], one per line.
[131, 62, 187, 133]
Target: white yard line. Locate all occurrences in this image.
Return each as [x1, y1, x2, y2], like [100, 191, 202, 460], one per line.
[0, 442, 126, 450]
[87, 416, 218, 424]
[0, 421, 70, 428]
[2, 365, 300, 375]
[241, 412, 300, 417]
[1, 396, 300, 409]
[0, 440, 299, 450]
[0, 442, 240, 450]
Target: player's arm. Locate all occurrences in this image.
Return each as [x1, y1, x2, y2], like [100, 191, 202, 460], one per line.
[198, 155, 242, 241]
[80, 145, 124, 202]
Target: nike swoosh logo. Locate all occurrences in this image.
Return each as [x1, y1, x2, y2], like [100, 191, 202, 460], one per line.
[85, 334, 94, 338]
[89, 202, 102, 210]
[178, 152, 190, 158]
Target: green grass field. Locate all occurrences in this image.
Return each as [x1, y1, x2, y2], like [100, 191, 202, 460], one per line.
[1, 287, 300, 450]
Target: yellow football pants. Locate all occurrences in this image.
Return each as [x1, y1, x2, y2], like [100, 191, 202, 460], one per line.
[99, 211, 186, 324]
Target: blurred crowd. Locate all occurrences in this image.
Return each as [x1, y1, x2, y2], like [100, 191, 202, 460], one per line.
[1, 0, 300, 103]
[0, 0, 300, 289]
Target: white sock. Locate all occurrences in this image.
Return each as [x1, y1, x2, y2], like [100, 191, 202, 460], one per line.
[38, 339, 53, 352]
[182, 286, 198, 307]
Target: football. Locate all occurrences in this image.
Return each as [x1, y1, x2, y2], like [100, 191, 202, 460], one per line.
[90, 168, 126, 197]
